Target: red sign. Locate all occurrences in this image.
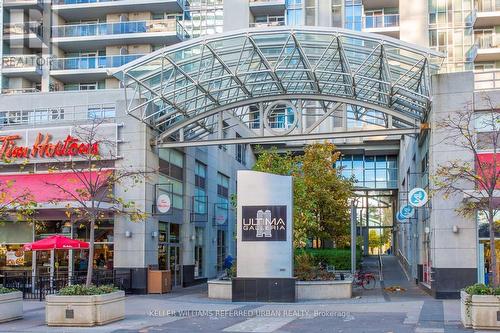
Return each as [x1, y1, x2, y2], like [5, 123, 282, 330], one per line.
[0, 133, 99, 159]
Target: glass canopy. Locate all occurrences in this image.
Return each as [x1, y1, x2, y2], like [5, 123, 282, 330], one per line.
[113, 27, 444, 147]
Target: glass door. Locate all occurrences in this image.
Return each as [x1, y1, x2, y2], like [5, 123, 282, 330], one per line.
[169, 245, 180, 286]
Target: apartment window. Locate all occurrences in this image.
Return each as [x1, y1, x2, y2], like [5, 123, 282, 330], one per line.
[79, 82, 98, 90]
[332, 0, 342, 27]
[87, 105, 116, 119]
[235, 134, 247, 165]
[215, 172, 230, 226]
[194, 161, 207, 214]
[217, 172, 229, 199]
[159, 148, 184, 181]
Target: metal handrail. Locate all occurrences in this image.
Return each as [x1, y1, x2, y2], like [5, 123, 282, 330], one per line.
[51, 54, 144, 70]
[363, 14, 400, 29]
[52, 18, 180, 38]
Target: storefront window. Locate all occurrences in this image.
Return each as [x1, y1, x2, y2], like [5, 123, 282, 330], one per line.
[195, 227, 204, 277]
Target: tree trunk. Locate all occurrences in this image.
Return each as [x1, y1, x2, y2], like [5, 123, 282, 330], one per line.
[85, 217, 96, 287]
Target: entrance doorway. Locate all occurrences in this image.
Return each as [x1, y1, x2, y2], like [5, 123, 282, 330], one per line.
[158, 222, 182, 286]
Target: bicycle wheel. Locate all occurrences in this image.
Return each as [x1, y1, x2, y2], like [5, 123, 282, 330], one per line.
[362, 276, 376, 289]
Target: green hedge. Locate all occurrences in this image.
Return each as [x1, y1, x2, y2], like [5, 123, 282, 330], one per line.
[295, 248, 362, 270]
[0, 286, 17, 294]
[58, 284, 118, 296]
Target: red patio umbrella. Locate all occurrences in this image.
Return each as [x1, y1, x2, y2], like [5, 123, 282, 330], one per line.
[23, 235, 89, 251]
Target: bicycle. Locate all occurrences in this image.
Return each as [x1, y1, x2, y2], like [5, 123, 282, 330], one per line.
[352, 271, 377, 289]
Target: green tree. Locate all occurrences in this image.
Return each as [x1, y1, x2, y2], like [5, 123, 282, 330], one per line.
[253, 142, 353, 248]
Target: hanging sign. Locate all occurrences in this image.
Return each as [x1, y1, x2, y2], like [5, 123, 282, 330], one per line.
[408, 187, 428, 207]
[399, 204, 415, 219]
[156, 194, 171, 213]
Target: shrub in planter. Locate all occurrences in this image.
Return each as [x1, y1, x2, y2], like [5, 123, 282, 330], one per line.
[46, 284, 125, 327]
[0, 285, 23, 323]
[461, 284, 500, 330]
[294, 252, 336, 281]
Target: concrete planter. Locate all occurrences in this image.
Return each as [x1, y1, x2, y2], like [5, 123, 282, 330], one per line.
[296, 280, 353, 300]
[0, 291, 23, 323]
[208, 279, 232, 300]
[46, 290, 125, 327]
[208, 279, 353, 300]
[461, 290, 500, 330]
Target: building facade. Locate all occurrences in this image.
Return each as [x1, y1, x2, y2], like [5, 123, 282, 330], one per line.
[0, 0, 498, 297]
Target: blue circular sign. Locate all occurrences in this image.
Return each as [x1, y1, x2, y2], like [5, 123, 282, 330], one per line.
[400, 205, 415, 219]
[409, 188, 428, 207]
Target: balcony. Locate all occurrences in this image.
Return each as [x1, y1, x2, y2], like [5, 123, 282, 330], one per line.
[50, 54, 144, 82]
[471, 32, 500, 62]
[1, 55, 42, 80]
[52, 0, 184, 21]
[3, 22, 44, 47]
[473, 9, 500, 28]
[249, 0, 286, 16]
[362, 14, 400, 38]
[51, 19, 189, 51]
[249, 18, 285, 28]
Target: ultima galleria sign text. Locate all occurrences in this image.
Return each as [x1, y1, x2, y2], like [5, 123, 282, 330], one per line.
[0, 133, 99, 159]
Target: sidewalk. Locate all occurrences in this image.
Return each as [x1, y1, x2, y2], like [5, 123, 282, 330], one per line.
[0, 257, 472, 333]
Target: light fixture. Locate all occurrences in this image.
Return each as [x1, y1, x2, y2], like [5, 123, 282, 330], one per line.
[424, 227, 430, 234]
[151, 231, 158, 238]
[125, 230, 132, 238]
[452, 225, 459, 233]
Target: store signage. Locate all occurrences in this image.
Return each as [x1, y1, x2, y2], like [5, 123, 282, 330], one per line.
[397, 204, 415, 221]
[241, 205, 287, 241]
[0, 133, 99, 159]
[6, 249, 25, 266]
[156, 194, 171, 213]
[408, 188, 428, 207]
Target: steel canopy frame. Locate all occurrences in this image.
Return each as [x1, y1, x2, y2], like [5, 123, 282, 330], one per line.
[112, 26, 444, 147]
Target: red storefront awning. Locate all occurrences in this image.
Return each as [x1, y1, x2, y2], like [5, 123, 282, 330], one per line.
[0, 170, 111, 203]
[23, 235, 89, 251]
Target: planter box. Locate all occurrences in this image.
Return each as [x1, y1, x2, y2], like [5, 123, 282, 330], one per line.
[207, 279, 352, 300]
[46, 290, 125, 327]
[296, 280, 352, 300]
[0, 291, 23, 323]
[461, 290, 500, 330]
[208, 279, 232, 300]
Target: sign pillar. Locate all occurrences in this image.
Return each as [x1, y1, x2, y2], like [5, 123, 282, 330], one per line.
[234, 170, 295, 302]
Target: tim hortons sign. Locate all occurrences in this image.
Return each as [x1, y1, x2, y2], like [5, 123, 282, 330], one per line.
[0, 133, 99, 159]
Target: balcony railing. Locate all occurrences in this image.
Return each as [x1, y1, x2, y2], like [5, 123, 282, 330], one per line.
[51, 54, 144, 70]
[2, 55, 42, 69]
[363, 14, 399, 29]
[3, 0, 43, 6]
[474, 33, 499, 49]
[3, 21, 43, 37]
[52, 18, 187, 38]
[1, 88, 40, 95]
[249, 20, 285, 28]
[476, 0, 500, 12]
[52, 0, 184, 5]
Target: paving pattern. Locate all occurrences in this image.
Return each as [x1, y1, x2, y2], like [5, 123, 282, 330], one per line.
[0, 256, 479, 333]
